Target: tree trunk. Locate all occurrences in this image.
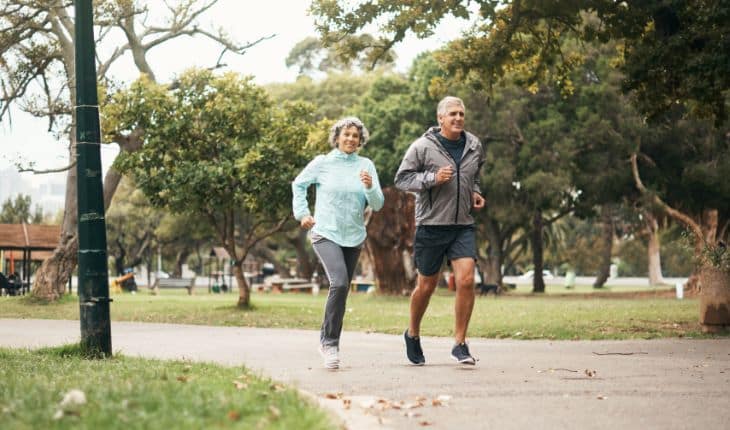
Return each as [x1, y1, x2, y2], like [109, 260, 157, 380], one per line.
[687, 209, 720, 294]
[289, 229, 315, 280]
[531, 211, 545, 293]
[233, 261, 249, 308]
[31, 132, 79, 300]
[593, 208, 614, 288]
[644, 211, 666, 286]
[173, 247, 190, 278]
[365, 187, 416, 294]
[483, 218, 504, 286]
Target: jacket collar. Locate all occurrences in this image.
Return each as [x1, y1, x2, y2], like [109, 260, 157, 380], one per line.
[425, 127, 479, 151]
[329, 148, 359, 161]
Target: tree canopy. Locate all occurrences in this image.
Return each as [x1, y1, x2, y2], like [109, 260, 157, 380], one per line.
[108, 69, 314, 306]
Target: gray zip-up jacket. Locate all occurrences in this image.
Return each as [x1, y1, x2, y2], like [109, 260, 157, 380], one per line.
[394, 127, 485, 226]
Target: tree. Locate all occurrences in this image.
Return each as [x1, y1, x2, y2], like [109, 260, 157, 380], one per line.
[1, 0, 271, 300]
[109, 69, 314, 307]
[0, 194, 43, 224]
[312, 0, 730, 125]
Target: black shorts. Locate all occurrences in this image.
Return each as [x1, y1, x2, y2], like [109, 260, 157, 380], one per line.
[414, 225, 477, 276]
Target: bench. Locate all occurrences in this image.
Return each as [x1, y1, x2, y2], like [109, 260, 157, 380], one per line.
[152, 277, 196, 295]
[264, 277, 320, 295]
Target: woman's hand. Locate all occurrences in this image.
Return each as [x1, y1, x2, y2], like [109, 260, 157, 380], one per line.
[360, 170, 373, 189]
[300, 215, 316, 229]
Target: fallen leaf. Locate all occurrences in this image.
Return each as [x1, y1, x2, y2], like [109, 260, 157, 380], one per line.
[59, 389, 87, 410]
[597, 395, 607, 400]
[419, 420, 433, 426]
[324, 392, 341, 399]
[227, 410, 241, 421]
[176, 375, 188, 383]
[436, 394, 452, 403]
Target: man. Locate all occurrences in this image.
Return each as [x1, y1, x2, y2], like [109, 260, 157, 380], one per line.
[394, 96, 485, 365]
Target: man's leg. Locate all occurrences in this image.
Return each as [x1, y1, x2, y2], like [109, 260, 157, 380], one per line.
[408, 272, 440, 337]
[451, 257, 475, 344]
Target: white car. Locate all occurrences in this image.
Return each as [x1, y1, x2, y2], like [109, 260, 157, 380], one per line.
[518, 269, 554, 280]
[154, 271, 170, 279]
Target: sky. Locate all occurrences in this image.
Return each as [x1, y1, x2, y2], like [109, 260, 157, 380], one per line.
[0, 1, 471, 188]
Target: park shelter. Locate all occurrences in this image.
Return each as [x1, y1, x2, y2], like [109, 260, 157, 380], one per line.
[0, 223, 60, 293]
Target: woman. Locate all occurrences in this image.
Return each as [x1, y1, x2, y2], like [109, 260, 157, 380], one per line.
[292, 117, 384, 369]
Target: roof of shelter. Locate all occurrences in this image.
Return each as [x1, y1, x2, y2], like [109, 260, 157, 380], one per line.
[0, 223, 61, 251]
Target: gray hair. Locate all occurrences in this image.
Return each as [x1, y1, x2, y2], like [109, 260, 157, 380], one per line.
[328, 116, 370, 148]
[437, 96, 465, 116]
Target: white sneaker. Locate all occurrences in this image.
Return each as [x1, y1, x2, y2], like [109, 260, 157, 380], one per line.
[318, 344, 339, 369]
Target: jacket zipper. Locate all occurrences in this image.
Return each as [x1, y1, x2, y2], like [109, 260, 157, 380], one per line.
[454, 162, 461, 223]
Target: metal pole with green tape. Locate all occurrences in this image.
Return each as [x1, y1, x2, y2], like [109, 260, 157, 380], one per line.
[75, 0, 112, 356]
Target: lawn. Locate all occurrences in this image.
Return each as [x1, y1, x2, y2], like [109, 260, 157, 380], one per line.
[0, 345, 335, 430]
[0, 287, 720, 340]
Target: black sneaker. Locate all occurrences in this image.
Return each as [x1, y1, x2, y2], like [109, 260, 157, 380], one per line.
[451, 342, 476, 365]
[404, 329, 425, 365]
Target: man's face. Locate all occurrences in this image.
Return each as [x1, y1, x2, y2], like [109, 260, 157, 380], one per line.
[438, 104, 465, 139]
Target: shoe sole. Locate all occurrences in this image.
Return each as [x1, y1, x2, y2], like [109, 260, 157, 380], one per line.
[450, 354, 476, 365]
[404, 330, 426, 366]
[319, 346, 340, 369]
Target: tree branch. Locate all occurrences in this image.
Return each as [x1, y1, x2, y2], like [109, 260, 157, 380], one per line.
[630, 152, 704, 242]
[18, 160, 76, 174]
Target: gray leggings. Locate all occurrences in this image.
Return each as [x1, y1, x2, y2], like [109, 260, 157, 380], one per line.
[312, 237, 361, 347]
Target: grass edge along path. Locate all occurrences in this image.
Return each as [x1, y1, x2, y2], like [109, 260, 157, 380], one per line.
[0, 290, 725, 340]
[0, 344, 337, 430]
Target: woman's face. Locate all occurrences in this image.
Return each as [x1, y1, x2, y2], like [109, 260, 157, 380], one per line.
[336, 126, 360, 154]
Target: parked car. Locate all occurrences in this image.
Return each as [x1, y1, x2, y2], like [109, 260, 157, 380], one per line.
[518, 269, 554, 280]
[154, 271, 170, 279]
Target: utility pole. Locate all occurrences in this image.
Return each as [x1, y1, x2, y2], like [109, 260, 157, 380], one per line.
[75, 0, 112, 356]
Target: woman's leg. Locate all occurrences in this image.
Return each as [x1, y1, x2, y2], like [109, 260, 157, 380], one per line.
[313, 239, 361, 347]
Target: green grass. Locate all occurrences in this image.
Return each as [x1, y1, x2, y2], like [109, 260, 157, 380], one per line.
[0, 344, 335, 430]
[0, 288, 722, 340]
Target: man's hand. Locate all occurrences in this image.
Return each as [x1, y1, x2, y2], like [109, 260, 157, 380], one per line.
[300, 215, 315, 229]
[434, 166, 454, 185]
[472, 192, 486, 210]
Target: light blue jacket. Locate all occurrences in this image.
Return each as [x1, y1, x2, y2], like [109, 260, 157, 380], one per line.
[292, 149, 384, 247]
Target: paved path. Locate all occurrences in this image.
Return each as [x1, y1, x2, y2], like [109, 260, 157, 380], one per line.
[1, 319, 728, 429]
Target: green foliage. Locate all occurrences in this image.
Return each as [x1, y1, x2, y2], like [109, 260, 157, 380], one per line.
[353, 53, 443, 186]
[311, 0, 730, 125]
[266, 72, 376, 121]
[0, 194, 43, 224]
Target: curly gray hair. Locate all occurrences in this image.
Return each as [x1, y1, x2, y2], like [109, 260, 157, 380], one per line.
[328, 116, 370, 148]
